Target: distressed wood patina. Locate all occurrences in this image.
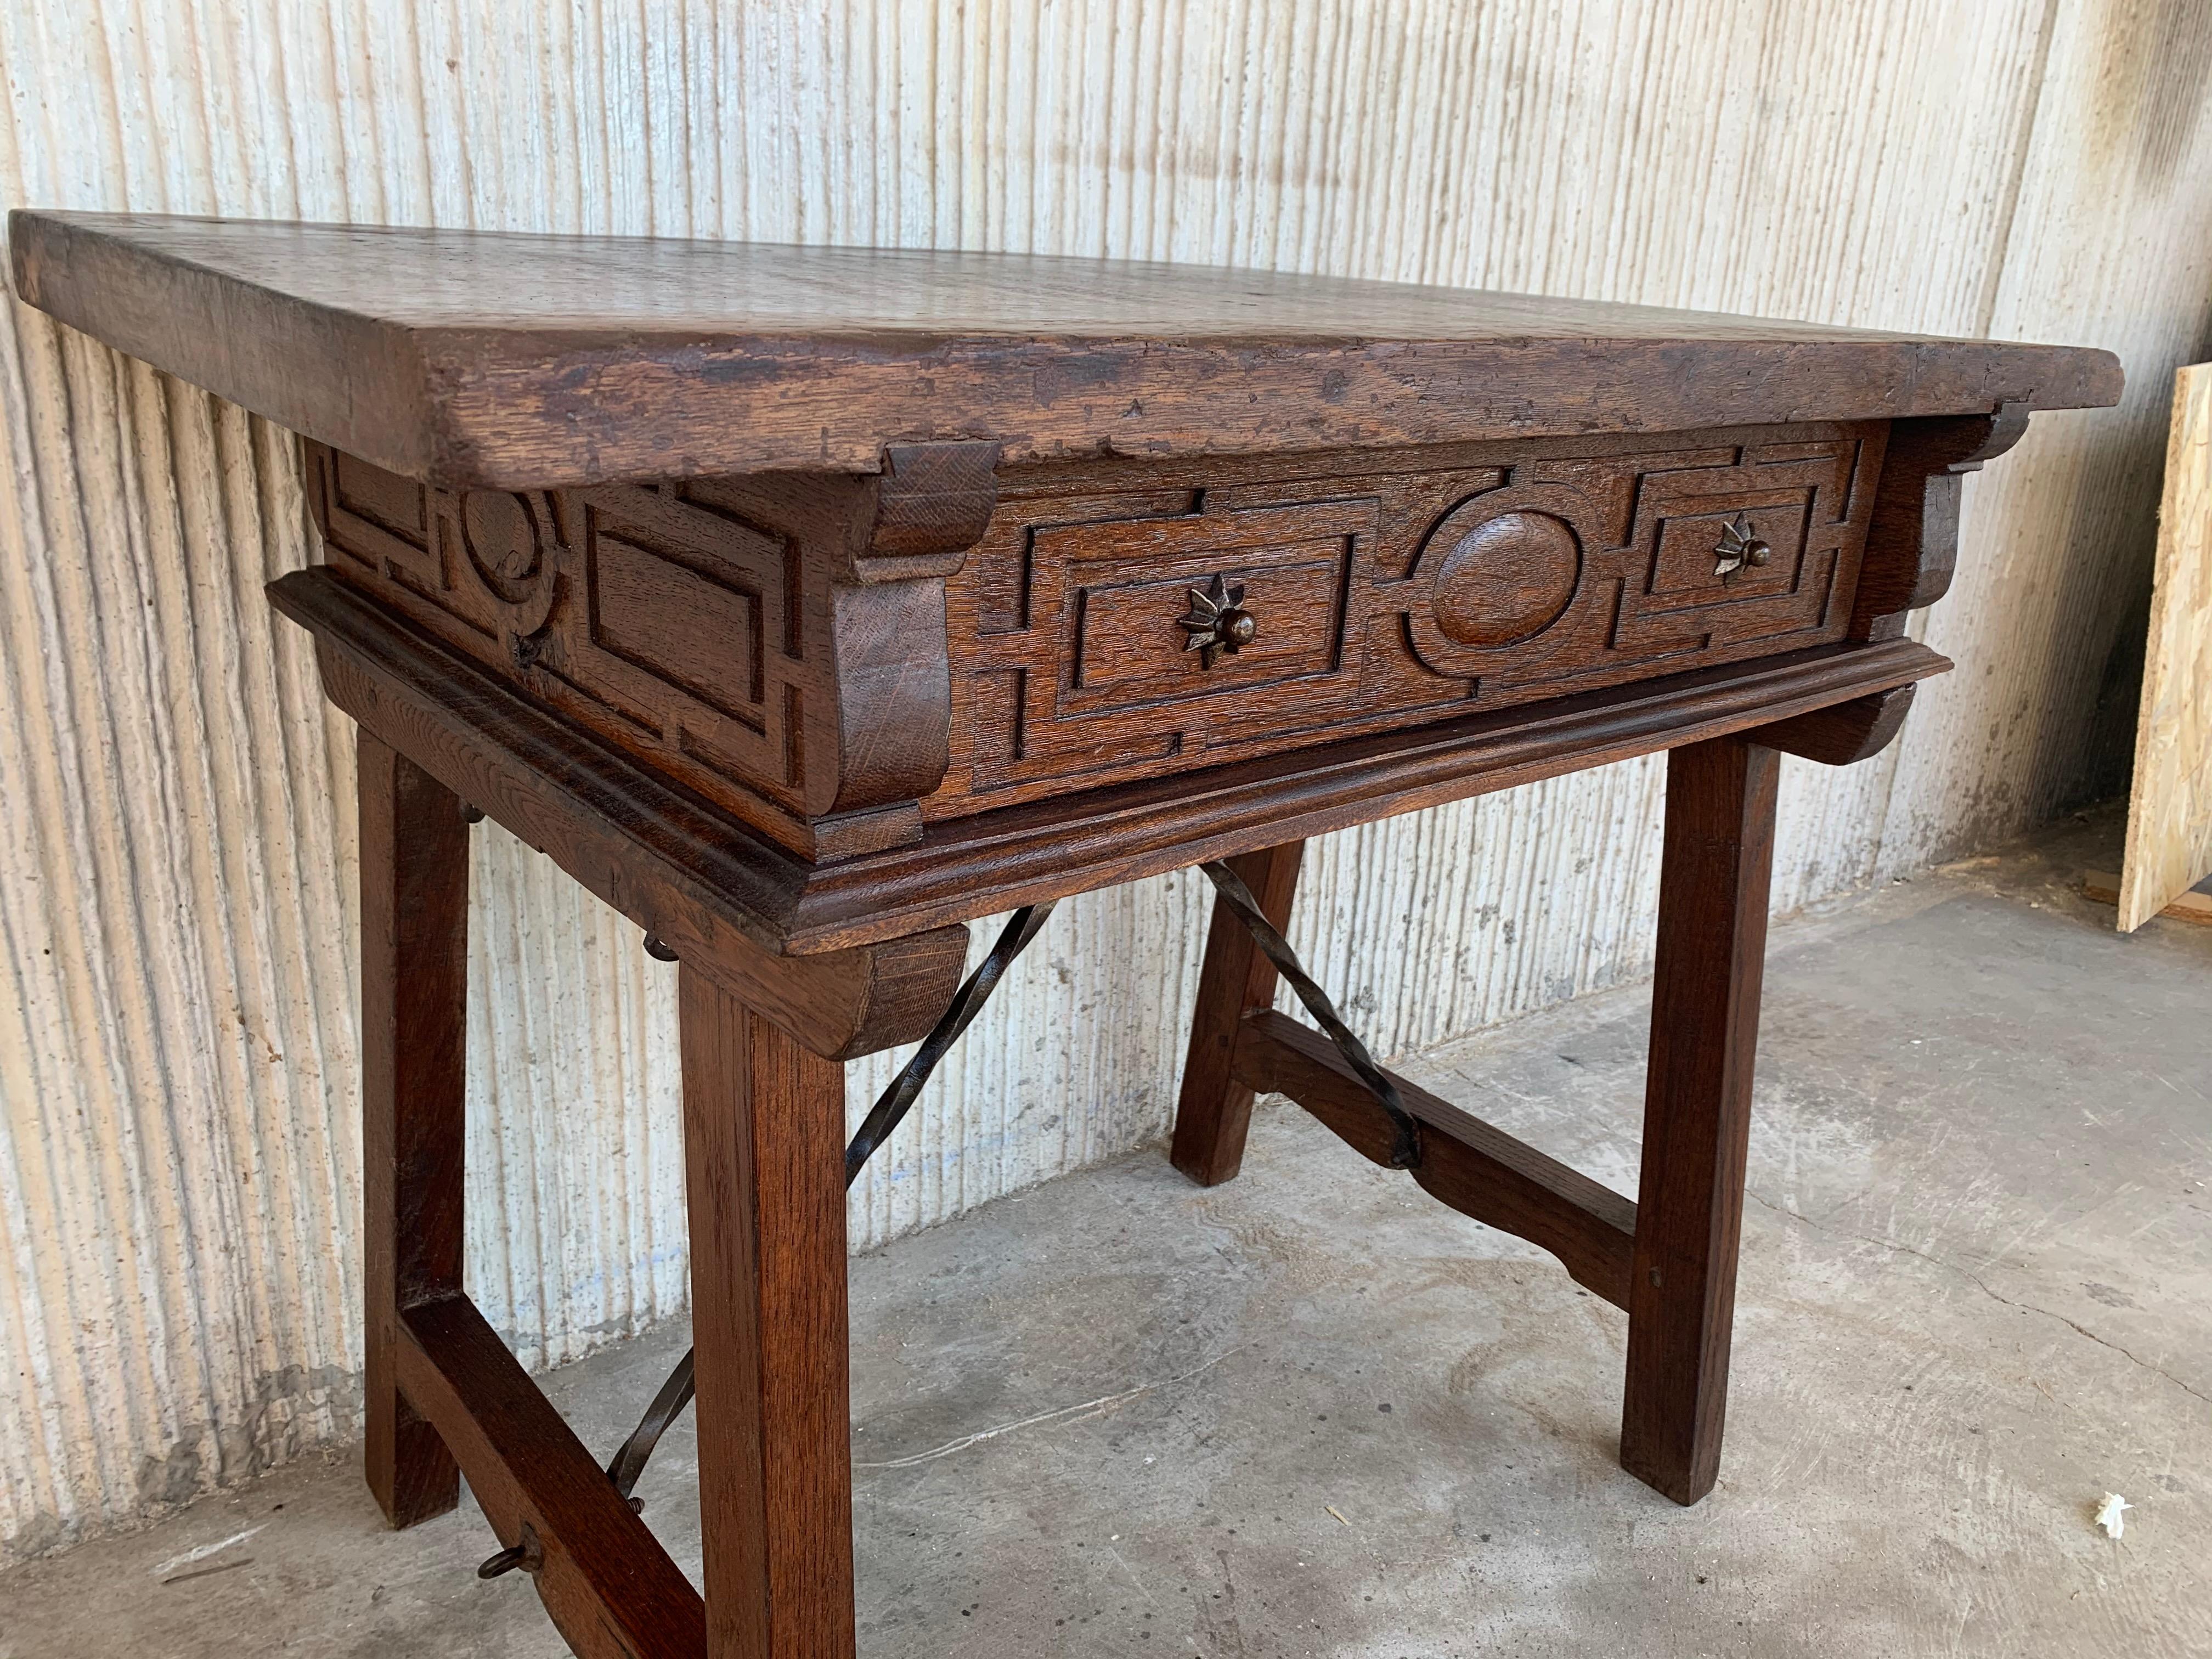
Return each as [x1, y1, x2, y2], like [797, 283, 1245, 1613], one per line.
[10, 207, 2121, 1659]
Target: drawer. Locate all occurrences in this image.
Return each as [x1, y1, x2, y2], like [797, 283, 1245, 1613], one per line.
[936, 423, 1887, 815]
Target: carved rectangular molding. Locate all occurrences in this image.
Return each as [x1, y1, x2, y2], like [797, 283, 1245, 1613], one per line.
[307, 424, 1887, 853]
[305, 444, 984, 860]
[934, 423, 1887, 817]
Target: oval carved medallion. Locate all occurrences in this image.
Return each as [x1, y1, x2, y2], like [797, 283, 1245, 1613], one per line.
[1428, 506, 1581, 648]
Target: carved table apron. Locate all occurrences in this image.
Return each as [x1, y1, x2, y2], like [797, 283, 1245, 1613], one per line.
[9, 211, 2121, 1658]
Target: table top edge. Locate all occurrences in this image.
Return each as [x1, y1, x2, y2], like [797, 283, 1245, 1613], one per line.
[9, 207, 2126, 490]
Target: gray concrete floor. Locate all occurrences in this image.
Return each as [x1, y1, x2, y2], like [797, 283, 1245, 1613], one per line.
[4, 814, 2208, 1658]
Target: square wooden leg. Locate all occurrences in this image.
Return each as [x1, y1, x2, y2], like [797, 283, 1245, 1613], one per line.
[357, 733, 470, 1528]
[1621, 735, 1780, 1504]
[1170, 840, 1306, 1186]
[680, 967, 857, 1659]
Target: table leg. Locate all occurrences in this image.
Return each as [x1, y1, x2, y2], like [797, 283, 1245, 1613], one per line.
[1170, 840, 1306, 1186]
[680, 966, 857, 1659]
[357, 733, 470, 1528]
[1621, 735, 1779, 1504]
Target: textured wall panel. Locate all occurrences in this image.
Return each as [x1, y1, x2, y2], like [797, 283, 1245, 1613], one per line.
[0, 0, 2198, 1558]
[1880, 0, 2212, 872]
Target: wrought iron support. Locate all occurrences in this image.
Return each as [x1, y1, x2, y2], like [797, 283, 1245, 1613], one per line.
[1195, 859, 1424, 1170]
[572, 900, 1059, 1541]
[843, 901, 1057, 1182]
[481, 872, 1399, 1582]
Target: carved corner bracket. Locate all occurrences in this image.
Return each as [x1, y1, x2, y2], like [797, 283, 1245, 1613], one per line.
[1752, 683, 1918, 766]
[856, 441, 1002, 580]
[1849, 402, 2031, 640]
[721, 440, 1002, 837]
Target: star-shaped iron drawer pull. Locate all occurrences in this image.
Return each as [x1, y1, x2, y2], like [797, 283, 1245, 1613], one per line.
[1713, 512, 1773, 582]
[1177, 573, 1259, 668]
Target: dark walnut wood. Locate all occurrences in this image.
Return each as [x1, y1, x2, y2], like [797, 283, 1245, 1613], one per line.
[1754, 683, 1917, 765]
[6, 211, 2128, 1657]
[363, 734, 707, 1651]
[397, 1296, 706, 1656]
[1232, 1010, 1638, 1307]
[269, 571, 972, 1060]
[307, 419, 1905, 857]
[1621, 735, 1780, 1505]
[1850, 405, 2033, 639]
[1171, 840, 1305, 1186]
[946, 423, 1890, 816]
[679, 969, 857, 1659]
[9, 211, 2117, 488]
[13, 211, 2115, 867]
[357, 733, 468, 1530]
[277, 561, 1950, 967]
[303, 439, 995, 860]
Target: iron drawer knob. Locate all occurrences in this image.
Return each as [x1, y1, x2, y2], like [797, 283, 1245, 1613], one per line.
[1714, 512, 1771, 580]
[1178, 573, 1257, 668]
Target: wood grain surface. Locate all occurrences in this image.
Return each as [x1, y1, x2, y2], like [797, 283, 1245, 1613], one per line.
[397, 1294, 707, 1657]
[1169, 840, 1306, 1187]
[1848, 408, 2031, 640]
[281, 561, 1950, 960]
[1751, 684, 1917, 766]
[1620, 736, 1779, 1505]
[356, 733, 468, 1531]
[0, 0, 2186, 1577]
[680, 969, 857, 1659]
[945, 422, 1894, 816]
[8, 211, 2120, 488]
[269, 569, 973, 1059]
[2118, 364, 2212, 931]
[1233, 1010, 1637, 1307]
[302, 441, 996, 859]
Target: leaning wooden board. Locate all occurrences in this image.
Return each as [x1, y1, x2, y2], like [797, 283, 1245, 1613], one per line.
[8, 209, 2122, 1659]
[2119, 363, 2212, 932]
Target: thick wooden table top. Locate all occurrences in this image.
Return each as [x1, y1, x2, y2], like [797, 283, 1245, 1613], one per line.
[9, 210, 2119, 489]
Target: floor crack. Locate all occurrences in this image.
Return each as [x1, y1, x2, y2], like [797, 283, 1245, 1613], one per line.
[1745, 1188, 2212, 1408]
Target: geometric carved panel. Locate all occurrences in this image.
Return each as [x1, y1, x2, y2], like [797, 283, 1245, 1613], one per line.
[309, 425, 1890, 838]
[956, 497, 1383, 795]
[307, 444, 823, 847]
[933, 424, 1888, 817]
[1402, 436, 1880, 689]
[588, 526, 766, 729]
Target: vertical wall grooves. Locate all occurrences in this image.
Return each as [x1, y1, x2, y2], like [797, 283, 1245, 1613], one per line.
[2, 0, 2204, 1560]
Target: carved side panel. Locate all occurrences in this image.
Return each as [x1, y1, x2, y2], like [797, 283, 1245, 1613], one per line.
[1849, 405, 2029, 639]
[934, 424, 1888, 816]
[306, 444, 975, 857]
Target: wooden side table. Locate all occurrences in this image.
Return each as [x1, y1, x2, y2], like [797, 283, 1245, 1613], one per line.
[10, 210, 2121, 1658]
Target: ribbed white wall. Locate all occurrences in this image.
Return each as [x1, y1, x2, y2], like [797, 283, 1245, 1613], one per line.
[2, 0, 2205, 1560]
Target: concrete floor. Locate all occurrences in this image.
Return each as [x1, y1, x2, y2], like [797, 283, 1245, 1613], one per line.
[4, 816, 2208, 1658]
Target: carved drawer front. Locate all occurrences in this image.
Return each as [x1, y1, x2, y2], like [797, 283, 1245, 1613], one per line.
[938, 424, 1887, 815]
[952, 495, 1388, 793]
[1049, 500, 1370, 715]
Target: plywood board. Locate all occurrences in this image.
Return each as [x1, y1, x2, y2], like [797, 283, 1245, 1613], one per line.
[2084, 870, 2212, 928]
[2119, 364, 2212, 931]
